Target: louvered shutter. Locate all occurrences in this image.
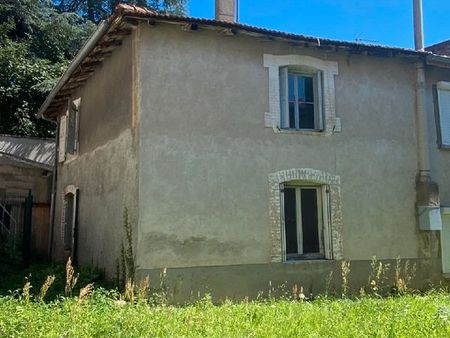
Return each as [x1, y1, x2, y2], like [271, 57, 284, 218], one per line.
[58, 115, 67, 163]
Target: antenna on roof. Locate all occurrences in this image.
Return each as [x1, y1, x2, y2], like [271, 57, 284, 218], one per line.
[355, 32, 378, 44]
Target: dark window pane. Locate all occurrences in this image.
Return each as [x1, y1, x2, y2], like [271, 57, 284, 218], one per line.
[67, 107, 77, 154]
[288, 74, 295, 101]
[297, 76, 305, 102]
[284, 188, 298, 255]
[304, 76, 314, 102]
[64, 194, 74, 250]
[300, 189, 320, 254]
[289, 102, 296, 128]
[299, 103, 315, 129]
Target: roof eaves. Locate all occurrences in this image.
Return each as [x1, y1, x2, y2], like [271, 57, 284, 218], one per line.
[37, 19, 113, 120]
[117, 6, 429, 58]
[38, 4, 439, 119]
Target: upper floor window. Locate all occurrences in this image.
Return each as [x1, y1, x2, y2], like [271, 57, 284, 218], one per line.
[435, 81, 450, 148]
[59, 98, 81, 163]
[66, 101, 79, 155]
[280, 67, 323, 131]
[263, 54, 339, 135]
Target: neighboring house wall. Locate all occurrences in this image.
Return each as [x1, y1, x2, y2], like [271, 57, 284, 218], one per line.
[0, 158, 51, 203]
[426, 65, 450, 207]
[136, 23, 423, 279]
[52, 34, 139, 275]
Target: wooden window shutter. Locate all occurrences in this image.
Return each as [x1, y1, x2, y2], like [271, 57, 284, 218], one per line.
[279, 183, 287, 262]
[67, 105, 77, 154]
[73, 98, 81, 153]
[279, 66, 289, 129]
[58, 114, 67, 163]
[323, 186, 333, 260]
[61, 195, 67, 242]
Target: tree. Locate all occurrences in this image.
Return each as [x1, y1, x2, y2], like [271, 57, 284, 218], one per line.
[0, 0, 187, 137]
[0, 0, 95, 137]
[54, 0, 187, 23]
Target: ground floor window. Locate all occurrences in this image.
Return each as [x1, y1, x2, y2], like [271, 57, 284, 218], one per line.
[63, 193, 74, 250]
[268, 168, 343, 262]
[61, 185, 78, 252]
[281, 184, 331, 260]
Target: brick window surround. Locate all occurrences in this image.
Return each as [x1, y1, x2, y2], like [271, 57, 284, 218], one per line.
[268, 168, 343, 262]
[263, 54, 340, 134]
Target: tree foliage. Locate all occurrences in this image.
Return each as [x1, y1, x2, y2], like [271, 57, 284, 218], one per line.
[55, 0, 187, 24]
[0, 0, 186, 137]
[0, 0, 95, 137]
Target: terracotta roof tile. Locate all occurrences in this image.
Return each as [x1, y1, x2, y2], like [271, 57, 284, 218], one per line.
[426, 40, 450, 57]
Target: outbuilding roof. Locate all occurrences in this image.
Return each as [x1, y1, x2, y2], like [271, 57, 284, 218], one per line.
[38, 4, 450, 120]
[0, 134, 55, 171]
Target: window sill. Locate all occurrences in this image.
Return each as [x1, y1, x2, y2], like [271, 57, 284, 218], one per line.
[61, 153, 79, 165]
[283, 258, 331, 264]
[273, 127, 328, 136]
[438, 144, 450, 150]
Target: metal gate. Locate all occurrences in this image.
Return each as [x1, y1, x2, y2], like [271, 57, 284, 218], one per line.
[0, 190, 33, 264]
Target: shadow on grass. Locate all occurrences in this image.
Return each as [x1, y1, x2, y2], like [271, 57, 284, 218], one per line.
[0, 257, 112, 300]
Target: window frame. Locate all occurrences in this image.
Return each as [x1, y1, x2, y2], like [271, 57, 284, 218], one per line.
[263, 54, 339, 135]
[280, 182, 332, 261]
[434, 81, 450, 149]
[280, 67, 324, 131]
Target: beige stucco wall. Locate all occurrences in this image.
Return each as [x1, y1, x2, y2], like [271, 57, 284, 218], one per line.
[136, 23, 422, 271]
[53, 34, 139, 276]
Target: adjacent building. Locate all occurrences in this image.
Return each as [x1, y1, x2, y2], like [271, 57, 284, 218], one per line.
[0, 134, 55, 257]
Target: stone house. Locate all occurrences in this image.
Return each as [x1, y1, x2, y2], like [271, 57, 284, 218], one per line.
[38, 2, 450, 300]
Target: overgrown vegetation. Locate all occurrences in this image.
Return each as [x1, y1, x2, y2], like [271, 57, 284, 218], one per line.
[0, 212, 447, 336]
[0, 254, 449, 337]
[1, 288, 450, 337]
[0, 259, 108, 301]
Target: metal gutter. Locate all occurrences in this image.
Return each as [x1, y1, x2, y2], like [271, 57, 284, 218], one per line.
[36, 20, 111, 119]
[426, 54, 450, 68]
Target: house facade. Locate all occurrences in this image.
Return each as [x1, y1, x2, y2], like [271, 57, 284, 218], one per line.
[38, 3, 450, 300]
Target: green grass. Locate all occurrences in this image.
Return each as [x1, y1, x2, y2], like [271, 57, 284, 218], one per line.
[1, 291, 450, 337]
[1, 260, 450, 337]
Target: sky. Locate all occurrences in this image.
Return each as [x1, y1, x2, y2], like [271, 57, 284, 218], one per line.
[188, 0, 450, 49]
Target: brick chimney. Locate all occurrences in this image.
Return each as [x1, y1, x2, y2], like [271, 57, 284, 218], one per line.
[215, 0, 236, 22]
